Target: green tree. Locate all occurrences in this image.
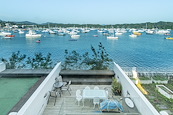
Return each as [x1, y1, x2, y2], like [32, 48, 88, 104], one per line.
[1, 51, 26, 69]
[62, 42, 113, 70]
[26, 53, 53, 69]
[84, 42, 113, 70]
[62, 50, 82, 70]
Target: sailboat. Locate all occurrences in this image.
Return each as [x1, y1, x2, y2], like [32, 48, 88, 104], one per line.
[107, 28, 118, 39]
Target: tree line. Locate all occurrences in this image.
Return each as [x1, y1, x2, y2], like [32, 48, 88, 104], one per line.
[1, 20, 173, 29]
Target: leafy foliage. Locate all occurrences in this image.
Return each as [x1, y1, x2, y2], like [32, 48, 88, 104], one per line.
[1, 51, 26, 69]
[1, 51, 53, 69]
[62, 42, 113, 70]
[26, 53, 53, 69]
[62, 50, 82, 70]
[112, 77, 122, 95]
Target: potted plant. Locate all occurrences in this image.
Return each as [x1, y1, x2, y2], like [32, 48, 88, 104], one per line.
[112, 77, 122, 96]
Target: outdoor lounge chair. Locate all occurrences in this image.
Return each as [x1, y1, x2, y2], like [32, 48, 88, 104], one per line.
[61, 81, 71, 95]
[93, 97, 100, 109]
[48, 91, 58, 106]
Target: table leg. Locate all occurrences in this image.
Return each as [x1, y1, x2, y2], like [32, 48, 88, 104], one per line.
[82, 99, 85, 107]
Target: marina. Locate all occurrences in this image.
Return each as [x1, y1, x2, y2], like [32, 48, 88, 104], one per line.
[0, 28, 173, 71]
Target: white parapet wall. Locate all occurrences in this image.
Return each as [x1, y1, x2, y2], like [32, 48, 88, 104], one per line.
[156, 85, 173, 99]
[8, 62, 62, 115]
[113, 62, 160, 115]
[0, 62, 6, 72]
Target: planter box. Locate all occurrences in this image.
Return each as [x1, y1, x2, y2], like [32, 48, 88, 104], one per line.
[156, 85, 173, 99]
[152, 80, 168, 84]
[131, 80, 152, 84]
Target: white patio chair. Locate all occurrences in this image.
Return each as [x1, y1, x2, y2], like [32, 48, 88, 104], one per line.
[76, 89, 81, 96]
[61, 80, 71, 95]
[84, 86, 90, 90]
[48, 91, 58, 106]
[76, 94, 82, 106]
[93, 97, 100, 109]
[94, 86, 99, 90]
[104, 87, 113, 99]
[56, 76, 67, 86]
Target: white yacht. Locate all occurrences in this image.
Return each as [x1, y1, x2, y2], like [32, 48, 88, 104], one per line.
[129, 34, 137, 38]
[71, 34, 80, 39]
[18, 29, 24, 34]
[0, 31, 11, 36]
[107, 36, 119, 39]
[107, 29, 118, 39]
[25, 30, 42, 38]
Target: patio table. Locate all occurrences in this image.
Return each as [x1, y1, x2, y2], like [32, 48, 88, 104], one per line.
[125, 97, 134, 108]
[54, 82, 64, 89]
[82, 89, 108, 107]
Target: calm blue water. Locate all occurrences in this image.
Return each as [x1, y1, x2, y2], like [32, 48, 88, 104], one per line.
[0, 30, 173, 71]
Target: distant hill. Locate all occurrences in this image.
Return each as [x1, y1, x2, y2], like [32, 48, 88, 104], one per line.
[15, 21, 37, 25]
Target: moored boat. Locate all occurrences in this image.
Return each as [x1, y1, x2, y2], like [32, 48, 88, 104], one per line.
[93, 35, 98, 37]
[133, 32, 142, 36]
[0, 31, 11, 36]
[129, 34, 137, 38]
[36, 40, 41, 43]
[26, 30, 42, 38]
[71, 34, 80, 39]
[165, 37, 173, 40]
[107, 36, 118, 39]
[6, 35, 15, 37]
[107, 29, 118, 39]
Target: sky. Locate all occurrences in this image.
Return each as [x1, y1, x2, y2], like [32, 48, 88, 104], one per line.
[0, 0, 173, 24]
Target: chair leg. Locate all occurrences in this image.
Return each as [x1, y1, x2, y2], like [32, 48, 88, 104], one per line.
[93, 104, 95, 109]
[78, 101, 80, 106]
[68, 90, 71, 95]
[54, 96, 57, 106]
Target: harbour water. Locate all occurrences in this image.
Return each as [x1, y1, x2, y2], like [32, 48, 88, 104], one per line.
[0, 29, 173, 71]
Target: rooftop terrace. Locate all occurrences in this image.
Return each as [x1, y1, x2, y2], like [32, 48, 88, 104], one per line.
[43, 85, 140, 115]
[0, 62, 161, 115]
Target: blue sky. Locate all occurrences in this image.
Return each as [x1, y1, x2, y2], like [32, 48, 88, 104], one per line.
[0, 0, 173, 24]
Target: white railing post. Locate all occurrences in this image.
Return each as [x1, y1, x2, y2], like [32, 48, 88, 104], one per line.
[0, 62, 6, 72]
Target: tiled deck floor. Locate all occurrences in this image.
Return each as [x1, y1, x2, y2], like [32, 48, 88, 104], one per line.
[42, 85, 140, 115]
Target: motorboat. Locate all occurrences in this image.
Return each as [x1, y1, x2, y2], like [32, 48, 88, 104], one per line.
[133, 32, 142, 36]
[3, 35, 15, 39]
[107, 36, 119, 39]
[36, 40, 41, 43]
[69, 39, 77, 41]
[6, 35, 15, 37]
[26, 30, 42, 38]
[58, 32, 66, 36]
[115, 32, 123, 35]
[93, 35, 98, 37]
[107, 29, 118, 39]
[69, 31, 78, 35]
[156, 30, 170, 34]
[146, 30, 154, 34]
[49, 30, 56, 34]
[0, 31, 11, 36]
[71, 34, 80, 39]
[19, 29, 24, 34]
[129, 34, 137, 38]
[165, 37, 173, 40]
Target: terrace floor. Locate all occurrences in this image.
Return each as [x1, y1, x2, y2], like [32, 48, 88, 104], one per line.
[42, 85, 140, 115]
